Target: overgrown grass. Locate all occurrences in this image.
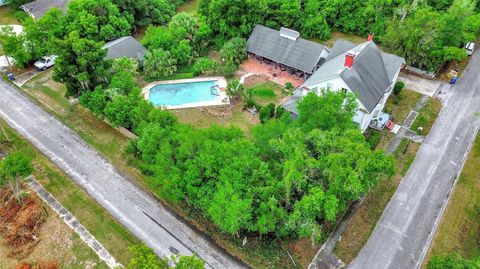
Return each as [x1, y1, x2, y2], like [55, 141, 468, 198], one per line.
[385, 90, 423, 124]
[176, 0, 199, 15]
[426, 135, 480, 264]
[0, 6, 19, 25]
[411, 98, 442, 136]
[0, 120, 138, 266]
[247, 81, 286, 106]
[333, 139, 421, 263]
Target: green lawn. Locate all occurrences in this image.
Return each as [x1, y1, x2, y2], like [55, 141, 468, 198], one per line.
[247, 81, 287, 106]
[334, 139, 420, 263]
[411, 98, 442, 136]
[176, 0, 199, 15]
[385, 90, 423, 124]
[426, 135, 480, 263]
[0, 120, 137, 267]
[0, 6, 19, 25]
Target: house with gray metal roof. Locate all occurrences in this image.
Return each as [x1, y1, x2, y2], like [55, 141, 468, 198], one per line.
[247, 25, 329, 76]
[21, 0, 69, 19]
[283, 39, 405, 133]
[102, 36, 147, 61]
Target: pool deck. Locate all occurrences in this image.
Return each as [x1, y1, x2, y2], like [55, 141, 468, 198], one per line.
[142, 76, 230, 109]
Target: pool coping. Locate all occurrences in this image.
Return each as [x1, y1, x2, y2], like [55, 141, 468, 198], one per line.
[142, 77, 230, 110]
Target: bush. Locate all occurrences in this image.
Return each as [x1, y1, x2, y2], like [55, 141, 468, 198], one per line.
[260, 103, 276, 123]
[393, 81, 405, 95]
[222, 62, 238, 78]
[275, 105, 285, 118]
[143, 49, 177, 79]
[367, 131, 382, 150]
[220, 37, 247, 66]
[193, 58, 219, 76]
[285, 82, 294, 93]
[244, 97, 261, 111]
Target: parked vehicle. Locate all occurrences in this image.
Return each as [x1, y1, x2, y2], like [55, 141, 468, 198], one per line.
[465, 42, 475, 56]
[34, 55, 58, 70]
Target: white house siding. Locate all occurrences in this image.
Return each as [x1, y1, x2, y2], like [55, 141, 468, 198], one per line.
[0, 0, 6, 6]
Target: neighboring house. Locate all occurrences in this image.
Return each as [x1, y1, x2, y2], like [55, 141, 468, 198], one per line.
[283, 39, 405, 133]
[20, 0, 69, 19]
[102, 36, 147, 61]
[247, 25, 330, 77]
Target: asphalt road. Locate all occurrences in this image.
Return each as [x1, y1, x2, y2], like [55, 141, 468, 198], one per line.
[0, 80, 246, 269]
[349, 53, 480, 267]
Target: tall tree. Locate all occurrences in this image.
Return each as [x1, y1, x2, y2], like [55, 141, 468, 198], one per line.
[64, 0, 133, 42]
[112, 0, 175, 27]
[53, 31, 112, 97]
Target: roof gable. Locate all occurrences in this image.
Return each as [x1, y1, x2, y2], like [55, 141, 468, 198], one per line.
[102, 36, 147, 61]
[21, 0, 69, 19]
[247, 25, 328, 74]
[303, 41, 405, 113]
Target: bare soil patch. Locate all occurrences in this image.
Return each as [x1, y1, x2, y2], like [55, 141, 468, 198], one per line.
[0, 188, 46, 259]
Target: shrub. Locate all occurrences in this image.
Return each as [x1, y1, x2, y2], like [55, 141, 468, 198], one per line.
[143, 49, 177, 79]
[393, 81, 405, 95]
[275, 105, 285, 118]
[260, 103, 276, 123]
[285, 82, 294, 93]
[244, 97, 261, 111]
[220, 37, 247, 66]
[193, 57, 219, 76]
[367, 131, 382, 150]
[222, 62, 238, 78]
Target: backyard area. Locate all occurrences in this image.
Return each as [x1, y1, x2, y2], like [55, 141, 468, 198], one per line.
[425, 134, 480, 265]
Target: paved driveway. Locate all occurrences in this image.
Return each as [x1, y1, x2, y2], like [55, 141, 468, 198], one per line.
[349, 47, 480, 268]
[0, 80, 246, 269]
[398, 72, 442, 97]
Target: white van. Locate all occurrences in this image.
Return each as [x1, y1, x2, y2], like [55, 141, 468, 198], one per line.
[465, 42, 475, 56]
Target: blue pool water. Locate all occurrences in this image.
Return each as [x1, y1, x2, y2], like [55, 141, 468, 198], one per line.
[149, 80, 219, 106]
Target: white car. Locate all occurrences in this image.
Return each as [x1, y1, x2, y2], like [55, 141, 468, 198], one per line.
[465, 42, 475, 56]
[34, 55, 58, 70]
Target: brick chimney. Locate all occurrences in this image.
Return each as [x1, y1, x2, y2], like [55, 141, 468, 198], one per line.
[345, 51, 356, 69]
[368, 33, 374, 41]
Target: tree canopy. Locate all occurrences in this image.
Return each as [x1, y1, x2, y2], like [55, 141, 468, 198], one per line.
[128, 244, 205, 269]
[52, 31, 111, 97]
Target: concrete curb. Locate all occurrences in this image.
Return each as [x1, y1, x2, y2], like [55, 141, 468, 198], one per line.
[26, 176, 123, 269]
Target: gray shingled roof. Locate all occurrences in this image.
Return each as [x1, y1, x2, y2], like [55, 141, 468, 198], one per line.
[247, 25, 328, 74]
[102, 36, 147, 61]
[21, 0, 69, 19]
[303, 41, 405, 112]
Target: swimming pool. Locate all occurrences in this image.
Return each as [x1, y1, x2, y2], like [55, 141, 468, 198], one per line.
[143, 77, 229, 109]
